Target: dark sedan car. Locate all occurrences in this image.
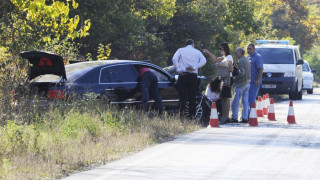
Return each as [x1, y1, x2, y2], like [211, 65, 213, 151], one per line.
[16, 50, 209, 121]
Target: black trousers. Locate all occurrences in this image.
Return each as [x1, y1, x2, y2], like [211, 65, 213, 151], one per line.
[140, 71, 163, 113]
[177, 73, 198, 118]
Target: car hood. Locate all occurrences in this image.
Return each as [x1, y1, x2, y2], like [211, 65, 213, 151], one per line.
[20, 50, 67, 81]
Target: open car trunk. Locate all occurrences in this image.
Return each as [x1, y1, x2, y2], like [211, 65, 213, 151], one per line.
[14, 51, 67, 103]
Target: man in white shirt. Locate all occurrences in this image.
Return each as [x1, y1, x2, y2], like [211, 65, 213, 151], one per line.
[172, 39, 207, 119]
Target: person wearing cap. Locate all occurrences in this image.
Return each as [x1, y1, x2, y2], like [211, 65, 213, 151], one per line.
[172, 39, 207, 119]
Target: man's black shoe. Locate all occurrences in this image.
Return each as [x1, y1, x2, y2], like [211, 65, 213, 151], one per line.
[219, 118, 229, 124]
[229, 118, 238, 123]
[240, 119, 248, 123]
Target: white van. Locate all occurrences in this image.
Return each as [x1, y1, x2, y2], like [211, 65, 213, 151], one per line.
[255, 40, 304, 100]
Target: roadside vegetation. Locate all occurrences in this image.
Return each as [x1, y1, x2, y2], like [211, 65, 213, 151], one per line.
[0, 98, 199, 179]
[1, 0, 320, 179]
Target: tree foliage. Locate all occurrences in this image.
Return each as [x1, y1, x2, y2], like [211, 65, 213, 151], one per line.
[0, 0, 90, 58]
[0, 0, 319, 79]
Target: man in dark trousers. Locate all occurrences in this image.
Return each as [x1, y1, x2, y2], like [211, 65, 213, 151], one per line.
[172, 39, 207, 119]
[136, 66, 163, 115]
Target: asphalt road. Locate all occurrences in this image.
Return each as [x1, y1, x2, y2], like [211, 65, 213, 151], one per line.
[64, 88, 320, 180]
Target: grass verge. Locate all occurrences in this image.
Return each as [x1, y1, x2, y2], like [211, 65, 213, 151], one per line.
[0, 101, 200, 180]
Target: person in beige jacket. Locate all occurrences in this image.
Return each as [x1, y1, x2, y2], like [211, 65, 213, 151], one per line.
[231, 47, 251, 123]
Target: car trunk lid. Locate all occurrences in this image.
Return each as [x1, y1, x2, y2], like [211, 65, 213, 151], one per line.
[20, 50, 67, 81]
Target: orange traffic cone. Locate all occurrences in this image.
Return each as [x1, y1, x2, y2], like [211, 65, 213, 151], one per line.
[208, 102, 219, 128]
[267, 98, 276, 121]
[287, 100, 296, 124]
[256, 96, 264, 117]
[263, 95, 268, 115]
[266, 93, 270, 108]
[249, 102, 258, 126]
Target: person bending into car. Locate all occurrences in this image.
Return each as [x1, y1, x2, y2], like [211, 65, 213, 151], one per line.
[136, 66, 163, 115]
[172, 39, 207, 119]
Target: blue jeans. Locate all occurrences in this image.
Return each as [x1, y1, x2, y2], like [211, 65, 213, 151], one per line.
[232, 83, 250, 120]
[248, 82, 261, 118]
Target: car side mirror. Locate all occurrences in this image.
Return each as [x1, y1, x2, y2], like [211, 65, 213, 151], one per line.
[311, 69, 317, 73]
[297, 59, 304, 65]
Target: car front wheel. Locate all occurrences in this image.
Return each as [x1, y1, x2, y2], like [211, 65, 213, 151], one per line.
[307, 88, 313, 94]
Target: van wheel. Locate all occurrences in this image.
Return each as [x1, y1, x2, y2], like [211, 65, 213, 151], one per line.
[289, 83, 303, 100]
[307, 88, 313, 94]
[289, 84, 298, 100]
[297, 88, 302, 100]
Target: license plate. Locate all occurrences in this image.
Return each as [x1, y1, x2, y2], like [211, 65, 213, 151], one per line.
[262, 84, 276, 88]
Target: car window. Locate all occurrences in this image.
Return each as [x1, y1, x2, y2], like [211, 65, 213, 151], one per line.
[149, 68, 170, 82]
[256, 48, 294, 64]
[134, 65, 171, 82]
[100, 65, 138, 83]
[302, 63, 310, 72]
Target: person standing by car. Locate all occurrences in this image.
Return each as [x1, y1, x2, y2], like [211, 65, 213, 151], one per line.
[172, 39, 207, 119]
[231, 47, 251, 123]
[136, 66, 163, 115]
[247, 43, 263, 117]
[203, 42, 234, 124]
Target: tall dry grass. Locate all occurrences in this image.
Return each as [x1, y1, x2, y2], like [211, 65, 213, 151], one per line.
[0, 99, 200, 180]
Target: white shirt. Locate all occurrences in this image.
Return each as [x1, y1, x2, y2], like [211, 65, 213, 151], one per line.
[172, 45, 207, 74]
[205, 87, 220, 102]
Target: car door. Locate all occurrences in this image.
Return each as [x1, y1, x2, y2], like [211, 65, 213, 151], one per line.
[146, 67, 179, 111]
[294, 48, 303, 92]
[100, 64, 139, 103]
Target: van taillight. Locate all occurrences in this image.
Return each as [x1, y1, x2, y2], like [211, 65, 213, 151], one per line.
[48, 90, 65, 99]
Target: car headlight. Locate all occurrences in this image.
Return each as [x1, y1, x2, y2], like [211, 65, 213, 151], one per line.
[284, 72, 295, 77]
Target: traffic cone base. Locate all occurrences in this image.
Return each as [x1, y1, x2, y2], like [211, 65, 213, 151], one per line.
[249, 102, 258, 127]
[267, 98, 276, 121]
[287, 100, 296, 124]
[208, 102, 219, 128]
[256, 96, 264, 117]
[263, 95, 268, 115]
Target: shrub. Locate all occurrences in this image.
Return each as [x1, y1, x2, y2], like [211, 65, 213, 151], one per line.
[60, 112, 103, 138]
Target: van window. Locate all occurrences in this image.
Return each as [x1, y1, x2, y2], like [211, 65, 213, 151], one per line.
[302, 63, 310, 72]
[256, 48, 294, 64]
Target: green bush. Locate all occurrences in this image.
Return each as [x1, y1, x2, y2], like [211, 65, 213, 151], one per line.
[0, 121, 38, 155]
[60, 112, 103, 138]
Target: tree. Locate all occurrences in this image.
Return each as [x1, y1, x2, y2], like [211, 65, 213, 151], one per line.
[0, 0, 90, 59]
[71, 0, 176, 64]
[253, 0, 320, 52]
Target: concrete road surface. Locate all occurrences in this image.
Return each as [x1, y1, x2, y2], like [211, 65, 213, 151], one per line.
[64, 88, 320, 180]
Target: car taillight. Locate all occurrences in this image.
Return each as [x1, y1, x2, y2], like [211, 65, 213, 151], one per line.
[48, 90, 65, 99]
